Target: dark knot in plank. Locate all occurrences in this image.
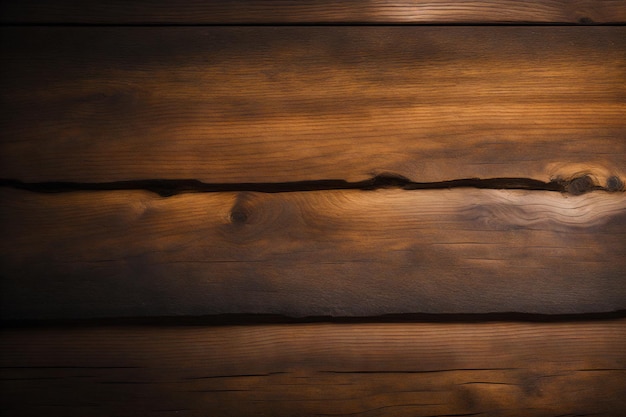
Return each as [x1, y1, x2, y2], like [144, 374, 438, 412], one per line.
[564, 175, 596, 196]
[606, 176, 624, 192]
[230, 209, 248, 224]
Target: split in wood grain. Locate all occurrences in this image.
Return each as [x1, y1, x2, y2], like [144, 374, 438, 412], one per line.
[1, 321, 625, 416]
[1, 172, 623, 197]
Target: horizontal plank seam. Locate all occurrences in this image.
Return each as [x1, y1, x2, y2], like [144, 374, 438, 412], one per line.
[2, 174, 622, 197]
[1, 22, 626, 27]
[2, 310, 625, 328]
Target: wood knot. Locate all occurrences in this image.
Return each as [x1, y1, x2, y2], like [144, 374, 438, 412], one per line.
[606, 176, 624, 192]
[230, 193, 253, 225]
[230, 209, 248, 224]
[564, 175, 595, 195]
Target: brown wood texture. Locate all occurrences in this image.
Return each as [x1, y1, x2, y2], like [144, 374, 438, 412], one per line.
[2, 321, 625, 416]
[2, 187, 624, 319]
[1, 0, 625, 24]
[1, 27, 625, 185]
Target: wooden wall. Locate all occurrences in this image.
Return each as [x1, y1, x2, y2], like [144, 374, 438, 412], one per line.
[1, 1, 625, 415]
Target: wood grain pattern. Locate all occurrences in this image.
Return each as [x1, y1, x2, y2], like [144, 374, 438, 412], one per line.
[1, 188, 624, 319]
[1, 0, 625, 24]
[1, 27, 624, 185]
[2, 320, 625, 416]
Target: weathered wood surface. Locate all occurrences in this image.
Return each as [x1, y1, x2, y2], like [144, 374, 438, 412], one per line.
[2, 2, 625, 416]
[1, 27, 624, 185]
[1, 0, 625, 24]
[1, 188, 624, 319]
[1, 320, 625, 416]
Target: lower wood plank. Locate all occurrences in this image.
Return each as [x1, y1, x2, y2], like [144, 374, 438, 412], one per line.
[1, 188, 624, 319]
[1, 320, 625, 416]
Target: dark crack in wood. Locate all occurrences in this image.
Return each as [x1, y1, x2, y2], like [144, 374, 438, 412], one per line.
[0, 174, 613, 197]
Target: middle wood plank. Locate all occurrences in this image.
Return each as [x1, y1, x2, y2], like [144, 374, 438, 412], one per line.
[1, 27, 624, 185]
[2, 188, 624, 319]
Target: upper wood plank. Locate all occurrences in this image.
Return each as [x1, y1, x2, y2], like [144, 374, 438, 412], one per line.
[1, 27, 625, 186]
[1, 0, 625, 24]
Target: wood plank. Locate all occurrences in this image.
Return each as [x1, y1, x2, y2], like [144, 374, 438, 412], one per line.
[1, 0, 625, 24]
[1, 320, 625, 416]
[1, 188, 624, 319]
[1, 27, 624, 185]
